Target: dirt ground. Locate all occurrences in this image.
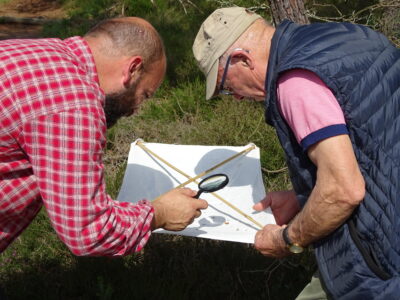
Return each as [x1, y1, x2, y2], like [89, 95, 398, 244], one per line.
[0, 0, 65, 18]
[0, 0, 66, 39]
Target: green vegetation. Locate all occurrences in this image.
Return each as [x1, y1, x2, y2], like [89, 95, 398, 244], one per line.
[1, 0, 398, 299]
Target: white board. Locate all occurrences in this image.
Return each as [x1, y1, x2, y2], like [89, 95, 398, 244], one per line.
[117, 140, 275, 244]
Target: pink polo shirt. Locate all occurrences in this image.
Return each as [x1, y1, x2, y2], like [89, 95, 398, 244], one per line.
[277, 69, 349, 151]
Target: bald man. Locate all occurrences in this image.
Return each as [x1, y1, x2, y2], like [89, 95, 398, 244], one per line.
[0, 17, 207, 256]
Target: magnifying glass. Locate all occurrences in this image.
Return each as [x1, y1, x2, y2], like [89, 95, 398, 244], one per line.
[195, 174, 229, 199]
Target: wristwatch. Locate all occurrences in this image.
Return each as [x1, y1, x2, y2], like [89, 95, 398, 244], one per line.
[282, 226, 304, 254]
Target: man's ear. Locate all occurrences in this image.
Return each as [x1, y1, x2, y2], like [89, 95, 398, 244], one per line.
[231, 50, 253, 70]
[123, 56, 143, 86]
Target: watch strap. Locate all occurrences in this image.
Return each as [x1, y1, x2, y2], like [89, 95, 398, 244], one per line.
[282, 225, 293, 246]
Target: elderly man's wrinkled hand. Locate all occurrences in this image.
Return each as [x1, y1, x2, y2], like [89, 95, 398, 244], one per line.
[254, 224, 290, 258]
[151, 188, 208, 231]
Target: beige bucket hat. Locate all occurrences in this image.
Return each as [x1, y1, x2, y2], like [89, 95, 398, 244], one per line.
[192, 7, 262, 99]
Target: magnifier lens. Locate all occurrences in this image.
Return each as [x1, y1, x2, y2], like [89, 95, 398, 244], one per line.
[198, 174, 229, 193]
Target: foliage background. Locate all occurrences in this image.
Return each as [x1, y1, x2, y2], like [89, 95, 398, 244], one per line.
[0, 0, 398, 299]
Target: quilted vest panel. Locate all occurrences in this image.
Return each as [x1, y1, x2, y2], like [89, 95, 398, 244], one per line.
[265, 20, 400, 299]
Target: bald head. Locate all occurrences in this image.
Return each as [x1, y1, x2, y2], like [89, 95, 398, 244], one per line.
[85, 17, 165, 71]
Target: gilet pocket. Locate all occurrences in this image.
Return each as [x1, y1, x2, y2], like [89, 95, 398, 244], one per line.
[348, 218, 391, 280]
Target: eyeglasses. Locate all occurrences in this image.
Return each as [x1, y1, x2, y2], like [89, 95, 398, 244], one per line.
[218, 48, 249, 96]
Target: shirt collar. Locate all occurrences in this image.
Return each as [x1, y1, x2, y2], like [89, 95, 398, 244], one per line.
[64, 36, 100, 87]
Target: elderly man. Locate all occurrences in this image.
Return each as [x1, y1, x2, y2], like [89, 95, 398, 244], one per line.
[193, 7, 400, 300]
[0, 17, 208, 257]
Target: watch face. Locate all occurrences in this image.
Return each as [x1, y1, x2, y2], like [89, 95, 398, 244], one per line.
[289, 244, 304, 254]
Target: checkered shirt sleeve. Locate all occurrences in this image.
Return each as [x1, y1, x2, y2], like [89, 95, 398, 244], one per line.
[22, 107, 154, 256]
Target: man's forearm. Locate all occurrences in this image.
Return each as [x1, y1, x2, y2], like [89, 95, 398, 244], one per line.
[287, 134, 366, 247]
[288, 185, 359, 247]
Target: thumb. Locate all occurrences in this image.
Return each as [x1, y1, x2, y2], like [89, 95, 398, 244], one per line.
[193, 198, 208, 210]
[253, 195, 272, 211]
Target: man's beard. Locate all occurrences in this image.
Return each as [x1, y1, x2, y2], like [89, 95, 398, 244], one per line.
[104, 82, 139, 128]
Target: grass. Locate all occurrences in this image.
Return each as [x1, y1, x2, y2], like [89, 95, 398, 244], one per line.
[1, 226, 316, 299]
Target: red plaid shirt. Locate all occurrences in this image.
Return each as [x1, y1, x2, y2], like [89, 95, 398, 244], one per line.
[0, 36, 154, 255]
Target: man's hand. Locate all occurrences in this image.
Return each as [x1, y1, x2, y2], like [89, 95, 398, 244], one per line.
[253, 190, 300, 225]
[254, 224, 290, 258]
[151, 188, 208, 231]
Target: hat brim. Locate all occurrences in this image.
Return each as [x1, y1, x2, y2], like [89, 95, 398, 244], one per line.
[205, 59, 219, 100]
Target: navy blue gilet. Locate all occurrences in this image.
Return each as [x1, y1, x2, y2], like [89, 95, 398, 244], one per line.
[265, 20, 400, 299]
